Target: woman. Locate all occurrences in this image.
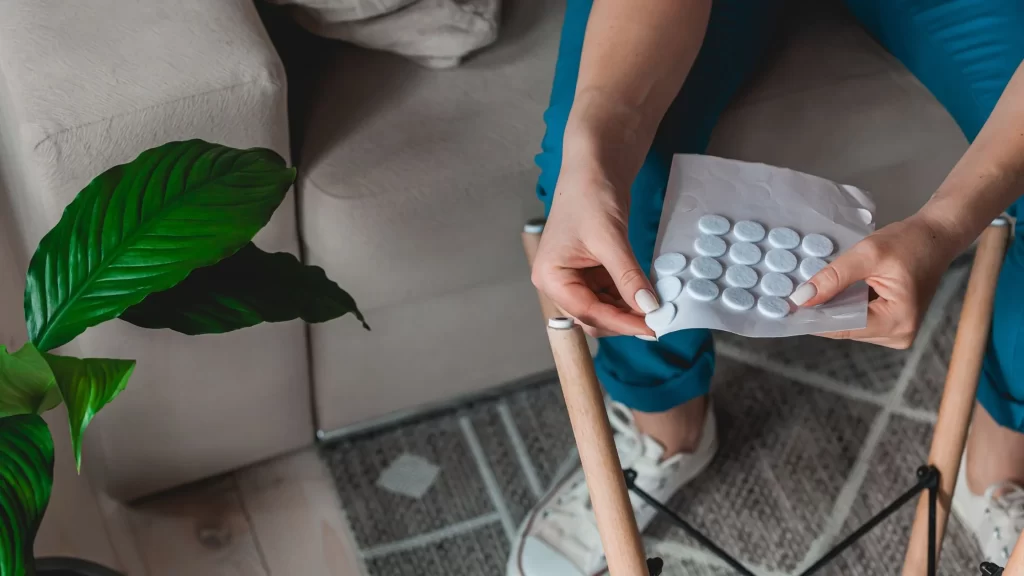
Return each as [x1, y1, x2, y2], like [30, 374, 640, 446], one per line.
[511, 1, 1024, 574]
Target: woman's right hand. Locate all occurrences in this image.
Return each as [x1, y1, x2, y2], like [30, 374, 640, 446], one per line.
[531, 169, 659, 338]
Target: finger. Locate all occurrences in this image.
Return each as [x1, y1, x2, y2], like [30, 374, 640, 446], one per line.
[819, 331, 911, 349]
[794, 242, 877, 307]
[597, 293, 646, 317]
[860, 336, 910, 349]
[814, 299, 896, 341]
[580, 323, 620, 338]
[542, 267, 653, 336]
[585, 268, 622, 299]
[816, 329, 894, 343]
[590, 233, 659, 315]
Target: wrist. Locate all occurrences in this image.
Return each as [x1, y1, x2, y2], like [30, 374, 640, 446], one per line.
[917, 138, 1024, 252]
[906, 209, 961, 262]
[562, 90, 650, 191]
[919, 165, 1020, 253]
[916, 196, 991, 257]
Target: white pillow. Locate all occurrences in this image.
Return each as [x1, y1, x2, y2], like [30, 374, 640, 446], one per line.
[268, 0, 500, 68]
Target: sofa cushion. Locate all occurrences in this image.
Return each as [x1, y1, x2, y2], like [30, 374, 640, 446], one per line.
[298, 0, 558, 313]
[268, 0, 500, 68]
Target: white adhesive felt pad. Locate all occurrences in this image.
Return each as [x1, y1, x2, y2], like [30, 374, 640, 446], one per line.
[645, 303, 677, 330]
[698, 214, 730, 236]
[757, 296, 791, 318]
[725, 265, 758, 289]
[802, 233, 835, 258]
[685, 278, 719, 301]
[768, 227, 800, 249]
[722, 287, 754, 311]
[654, 252, 687, 275]
[765, 249, 797, 273]
[761, 272, 794, 297]
[729, 242, 761, 265]
[691, 256, 723, 280]
[799, 257, 828, 280]
[655, 276, 683, 302]
[734, 220, 766, 242]
[548, 317, 574, 329]
[694, 234, 727, 257]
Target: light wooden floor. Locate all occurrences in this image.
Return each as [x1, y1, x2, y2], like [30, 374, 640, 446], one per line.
[35, 443, 366, 576]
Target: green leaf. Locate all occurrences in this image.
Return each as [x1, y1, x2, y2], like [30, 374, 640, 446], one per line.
[0, 344, 60, 418]
[42, 355, 135, 471]
[24, 140, 297, 351]
[119, 243, 368, 335]
[0, 415, 54, 576]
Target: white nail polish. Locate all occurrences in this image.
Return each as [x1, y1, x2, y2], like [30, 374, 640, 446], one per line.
[635, 289, 660, 313]
[790, 283, 817, 306]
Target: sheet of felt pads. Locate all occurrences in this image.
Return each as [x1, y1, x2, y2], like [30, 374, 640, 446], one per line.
[646, 155, 875, 339]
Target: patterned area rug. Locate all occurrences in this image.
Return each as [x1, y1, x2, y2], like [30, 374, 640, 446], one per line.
[321, 263, 984, 575]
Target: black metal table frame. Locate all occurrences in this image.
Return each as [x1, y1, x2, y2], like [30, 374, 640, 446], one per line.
[624, 465, 945, 576]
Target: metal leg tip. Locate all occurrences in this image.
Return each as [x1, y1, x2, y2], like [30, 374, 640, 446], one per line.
[524, 218, 547, 234]
[980, 561, 1004, 575]
[548, 317, 574, 330]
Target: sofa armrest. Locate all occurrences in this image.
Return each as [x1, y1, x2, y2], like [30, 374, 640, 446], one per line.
[0, 0, 313, 499]
[0, 0, 290, 224]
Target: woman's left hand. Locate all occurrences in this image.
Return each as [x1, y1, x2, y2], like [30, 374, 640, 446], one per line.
[792, 214, 961, 349]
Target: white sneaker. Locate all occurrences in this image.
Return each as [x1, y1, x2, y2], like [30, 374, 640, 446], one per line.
[953, 455, 1024, 565]
[507, 400, 718, 576]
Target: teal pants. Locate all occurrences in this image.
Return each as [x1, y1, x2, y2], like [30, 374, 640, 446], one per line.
[536, 0, 1024, 428]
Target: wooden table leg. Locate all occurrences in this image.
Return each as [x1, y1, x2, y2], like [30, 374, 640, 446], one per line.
[903, 219, 1011, 575]
[547, 319, 650, 576]
[523, 219, 649, 575]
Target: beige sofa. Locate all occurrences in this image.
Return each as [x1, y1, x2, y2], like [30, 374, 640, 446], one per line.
[0, 0, 967, 501]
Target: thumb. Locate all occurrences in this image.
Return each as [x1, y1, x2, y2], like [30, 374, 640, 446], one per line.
[793, 245, 875, 307]
[593, 235, 660, 315]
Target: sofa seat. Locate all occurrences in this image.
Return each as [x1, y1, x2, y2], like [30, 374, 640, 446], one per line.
[297, 0, 561, 433]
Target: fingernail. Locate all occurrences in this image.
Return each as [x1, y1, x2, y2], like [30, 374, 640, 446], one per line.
[790, 283, 817, 306]
[635, 289, 660, 313]
[635, 334, 658, 341]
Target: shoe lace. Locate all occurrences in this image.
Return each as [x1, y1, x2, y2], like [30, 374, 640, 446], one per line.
[983, 482, 1024, 562]
[543, 402, 664, 524]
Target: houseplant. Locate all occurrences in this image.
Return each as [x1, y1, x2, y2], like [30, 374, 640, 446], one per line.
[0, 140, 366, 576]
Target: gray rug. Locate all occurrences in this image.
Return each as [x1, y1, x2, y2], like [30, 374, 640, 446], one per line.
[321, 263, 984, 575]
